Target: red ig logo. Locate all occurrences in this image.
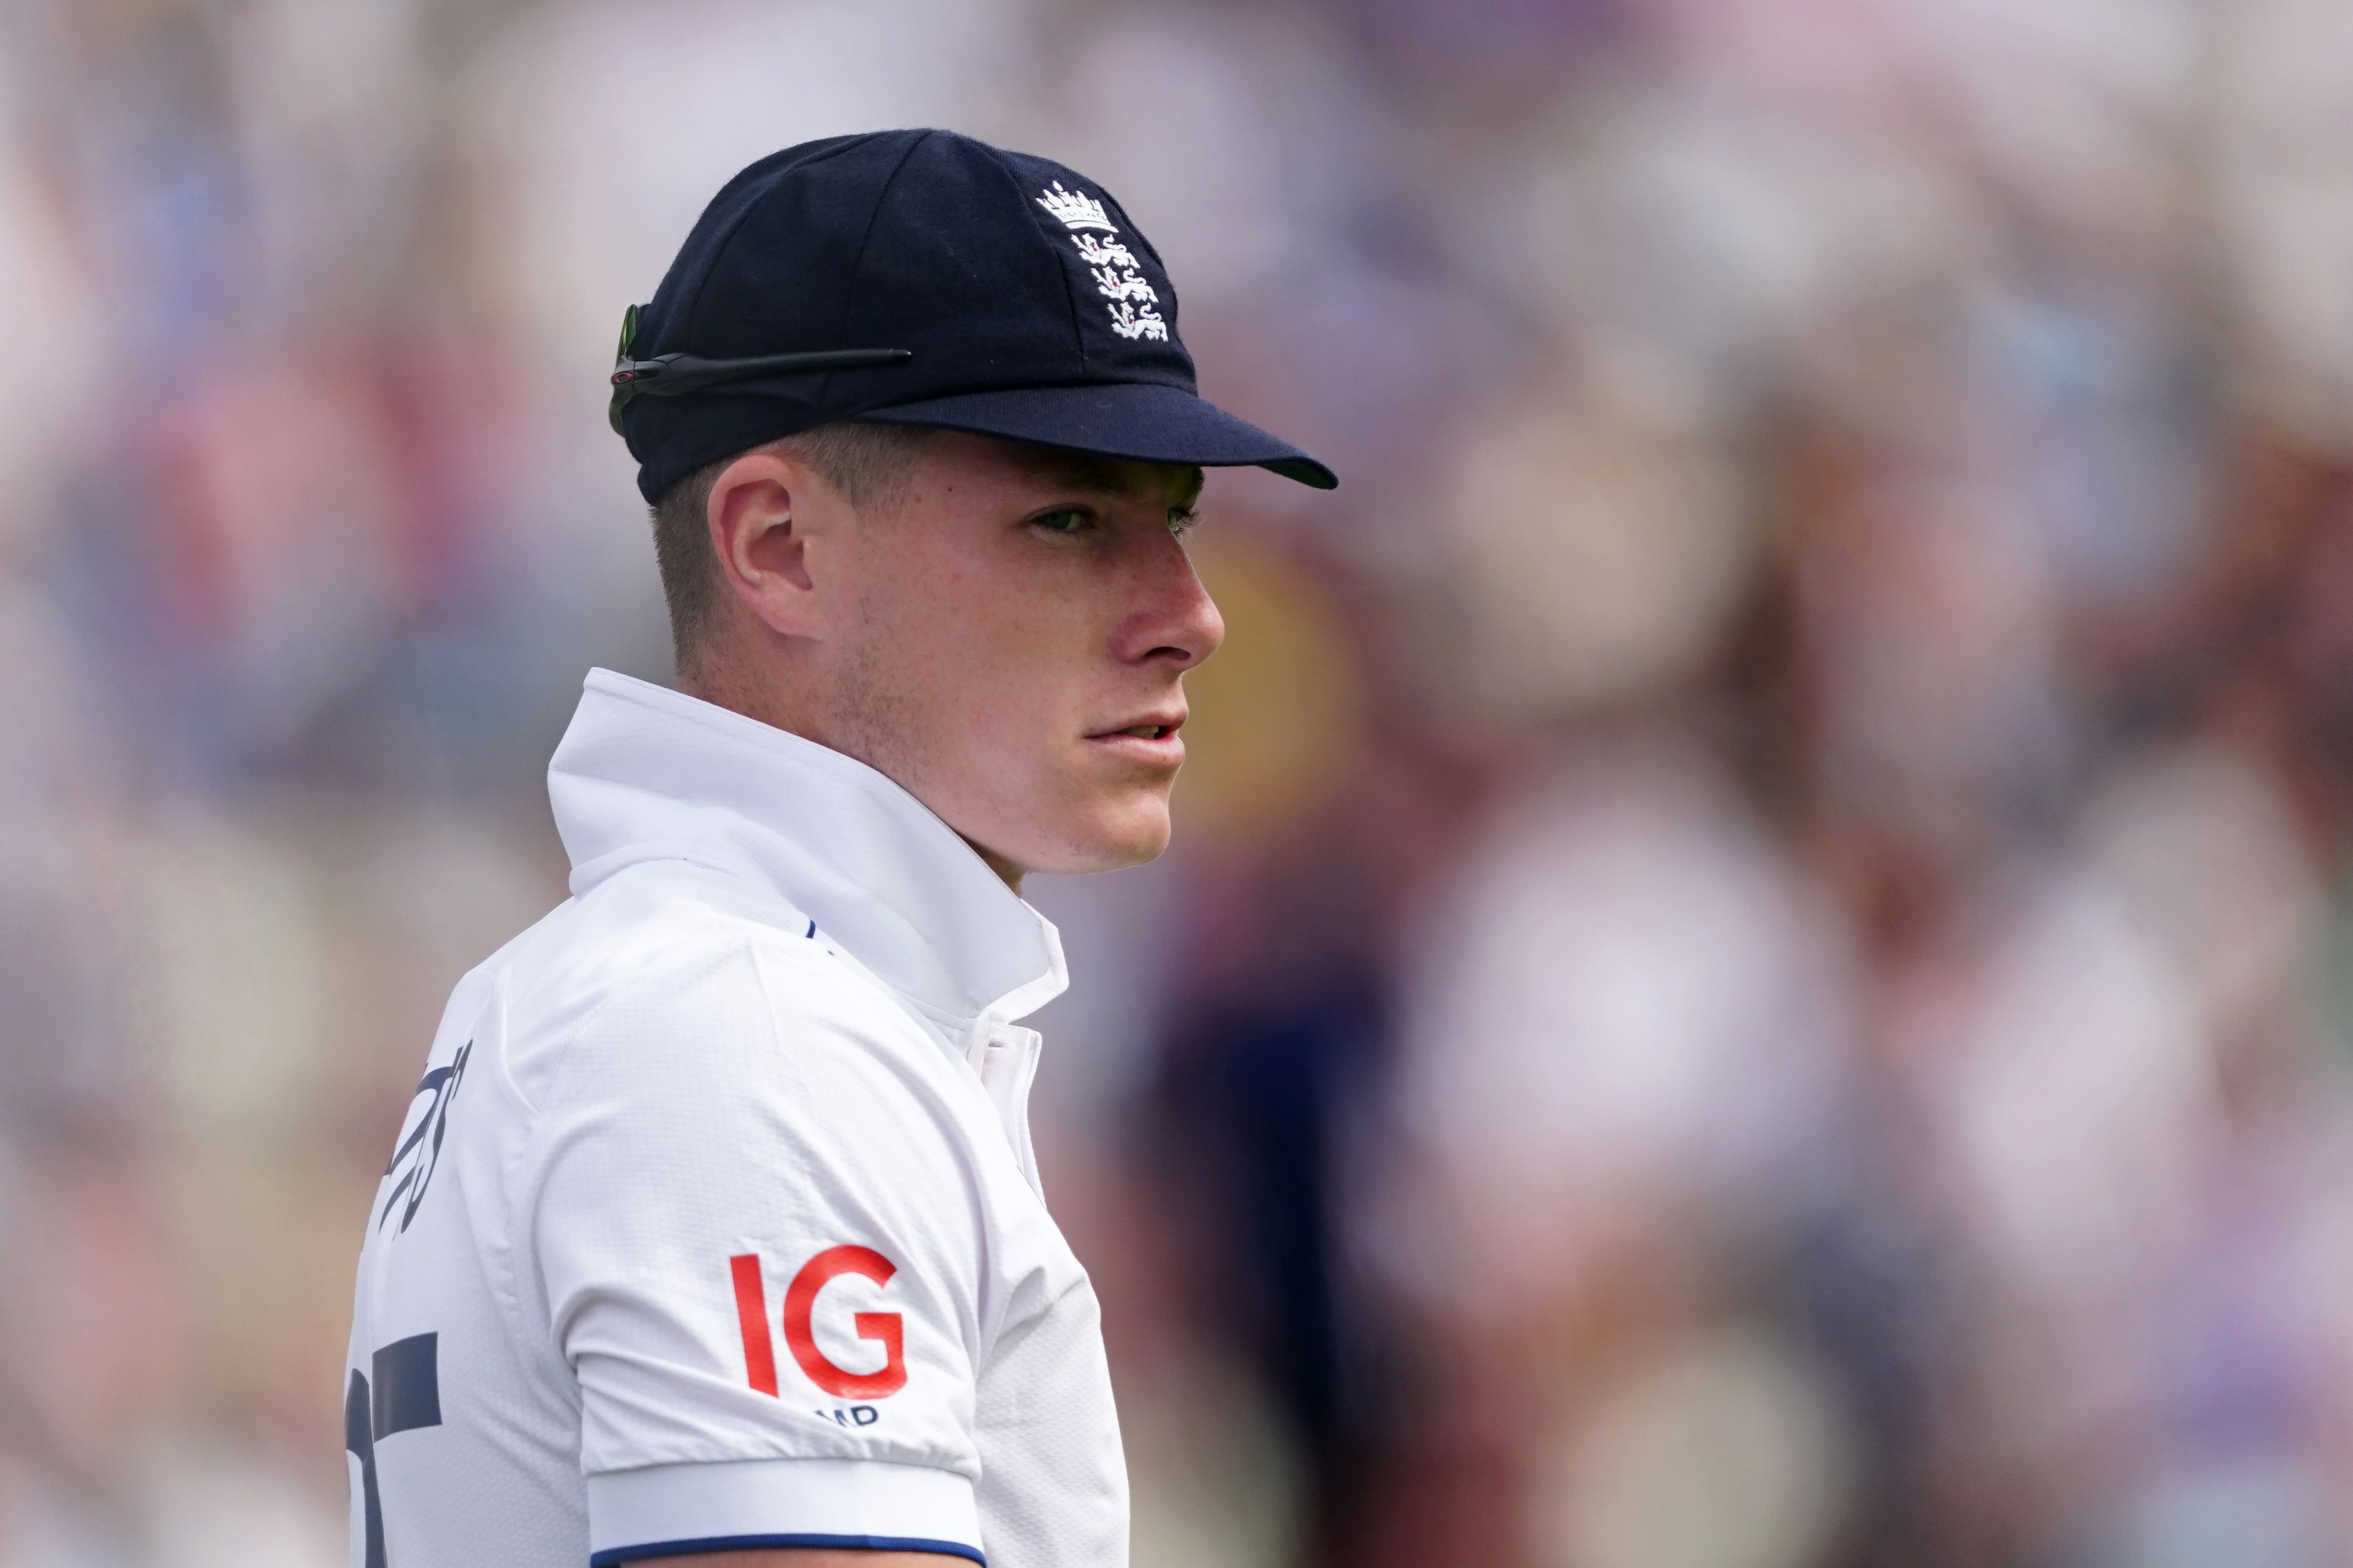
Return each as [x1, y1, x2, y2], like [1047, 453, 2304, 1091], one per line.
[729, 1247, 908, 1400]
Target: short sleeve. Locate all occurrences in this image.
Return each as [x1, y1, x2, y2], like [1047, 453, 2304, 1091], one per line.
[525, 931, 991, 1565]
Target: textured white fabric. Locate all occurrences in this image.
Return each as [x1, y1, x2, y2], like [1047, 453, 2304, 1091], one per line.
[343, 669, 1127, 1568]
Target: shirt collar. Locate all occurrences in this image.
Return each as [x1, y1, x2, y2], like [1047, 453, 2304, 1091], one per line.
[545, 668, 1067, 1026]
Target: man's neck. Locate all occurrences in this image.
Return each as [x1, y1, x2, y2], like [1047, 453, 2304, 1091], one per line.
[963, 838, 1025, 896]
[679, 664, 1028, 897]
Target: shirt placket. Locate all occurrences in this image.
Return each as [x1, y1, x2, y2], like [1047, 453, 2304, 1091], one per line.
[961, 1019, 1044, 1195]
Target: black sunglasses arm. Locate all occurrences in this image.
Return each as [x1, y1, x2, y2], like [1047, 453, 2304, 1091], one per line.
[608, 348, 913, 435]
[612, 348, 913, 395]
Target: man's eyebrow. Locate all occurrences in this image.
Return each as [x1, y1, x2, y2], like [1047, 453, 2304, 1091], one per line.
[1029, 451, 1204, 508]
[1034, 454, 1124, 494]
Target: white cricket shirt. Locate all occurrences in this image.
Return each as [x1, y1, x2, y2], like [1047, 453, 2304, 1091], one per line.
[343, 669, 1127, 1568]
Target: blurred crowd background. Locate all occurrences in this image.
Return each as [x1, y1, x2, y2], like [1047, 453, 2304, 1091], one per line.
[4, 0, 2353, 1565]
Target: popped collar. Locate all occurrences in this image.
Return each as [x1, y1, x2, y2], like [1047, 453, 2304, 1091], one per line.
[551, 667, 1069, 1031]
[549, 669, 1065, 1180]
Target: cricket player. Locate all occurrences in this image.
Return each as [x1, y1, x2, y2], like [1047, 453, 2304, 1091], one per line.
[341, 129, 1334, 1568]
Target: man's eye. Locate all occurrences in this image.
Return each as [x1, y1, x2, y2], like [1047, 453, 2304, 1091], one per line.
[1168, 506, 1201, 538]
[1029, 508, 1092, 535]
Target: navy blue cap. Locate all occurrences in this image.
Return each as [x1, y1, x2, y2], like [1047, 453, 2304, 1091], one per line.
[614, 129, 1337, 503]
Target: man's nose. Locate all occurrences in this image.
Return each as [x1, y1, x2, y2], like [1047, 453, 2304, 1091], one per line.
[1122, 529, 1225, 668]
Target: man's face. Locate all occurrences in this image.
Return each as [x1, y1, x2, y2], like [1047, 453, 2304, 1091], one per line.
[818, 432, 1222, 881]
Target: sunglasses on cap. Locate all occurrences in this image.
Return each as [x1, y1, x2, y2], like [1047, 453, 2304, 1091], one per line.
[607, 304, 912, 435]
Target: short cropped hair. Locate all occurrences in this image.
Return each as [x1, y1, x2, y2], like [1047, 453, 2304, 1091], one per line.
[650, 422, 933, 676]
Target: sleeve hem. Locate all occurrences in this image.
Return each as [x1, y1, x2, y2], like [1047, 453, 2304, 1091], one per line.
[591, 1533, 982, 1567]
[587, 1456, 982, 1565]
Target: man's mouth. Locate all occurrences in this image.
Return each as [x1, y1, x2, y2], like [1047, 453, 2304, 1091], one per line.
[1088, 713, 1184, 740]
[1085, 713, 1187, 759]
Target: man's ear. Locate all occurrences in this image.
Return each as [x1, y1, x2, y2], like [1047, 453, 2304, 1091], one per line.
[707, 447, 837, 641]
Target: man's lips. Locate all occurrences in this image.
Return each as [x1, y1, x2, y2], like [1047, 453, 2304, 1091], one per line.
[1086, 716, 1184, 741]
[1084, 713, 1187, 762]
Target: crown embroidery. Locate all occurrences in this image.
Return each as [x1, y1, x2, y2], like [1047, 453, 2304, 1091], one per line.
[1037, 182, 1117, 231]
[1037, 183, 1170, 342]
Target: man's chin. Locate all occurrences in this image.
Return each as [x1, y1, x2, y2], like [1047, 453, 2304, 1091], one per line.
[1019, 798, 1175, 877]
